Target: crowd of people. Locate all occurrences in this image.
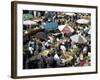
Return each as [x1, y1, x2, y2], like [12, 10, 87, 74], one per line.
[23, 11, 91, 69]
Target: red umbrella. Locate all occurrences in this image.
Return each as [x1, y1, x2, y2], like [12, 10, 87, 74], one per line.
[58, 24, 74, 34]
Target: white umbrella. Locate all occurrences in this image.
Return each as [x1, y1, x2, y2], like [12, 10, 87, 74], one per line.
[65, 13, 75, 16]
[76, 19, 89, 24]
[33, 19, 42, 22]
[23, 20, 37, 25]
[70, 34, 87, 44]
[58, 25, 65, 31]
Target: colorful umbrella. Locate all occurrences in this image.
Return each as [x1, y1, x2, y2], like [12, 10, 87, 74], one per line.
[58, 24, 74, 34]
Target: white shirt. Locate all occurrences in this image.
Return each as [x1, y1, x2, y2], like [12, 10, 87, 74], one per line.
[28, 47, 34, 54]
[60, 45, 66, 53]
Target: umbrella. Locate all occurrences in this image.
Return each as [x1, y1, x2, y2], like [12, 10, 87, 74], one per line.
[65, 13, 75, 16]
[76, 19, 89, 24]
[35, 32, 47, 41]
[44, 22, 58, 31]
[58, 24, 74, 34]
[33, 19, 42, 22]
[23, 14, 33, 21]
[58, 25, 65, 31]
[23, 20, 37, 25]
[23, 20, 37, 30]
[70, 34, 87, 44]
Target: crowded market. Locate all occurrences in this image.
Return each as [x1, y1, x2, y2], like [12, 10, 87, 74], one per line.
[23, 10, 91, 69]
